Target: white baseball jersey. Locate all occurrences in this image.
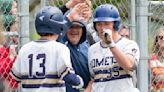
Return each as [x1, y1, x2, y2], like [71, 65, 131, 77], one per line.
[10, 40, 74, 92]
[88, 37, 140, 92]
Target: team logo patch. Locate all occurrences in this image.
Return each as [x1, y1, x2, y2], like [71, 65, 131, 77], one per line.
[132, 48, 137, 54]
[39, 16, 44, 21]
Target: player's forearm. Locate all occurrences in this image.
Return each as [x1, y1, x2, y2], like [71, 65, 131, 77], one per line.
[110, 47, 135, 70]
[84, 80, 93, 92]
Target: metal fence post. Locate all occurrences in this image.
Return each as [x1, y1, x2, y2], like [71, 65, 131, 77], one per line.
[19, 0, 30, 47]
[128, 0, 136, 40]
[41, 0, 47, 7]
[136, 0, 149, 92]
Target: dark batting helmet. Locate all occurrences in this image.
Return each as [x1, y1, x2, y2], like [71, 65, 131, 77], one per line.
[93, 4, 121, 31]
[35, 6, 68, 35]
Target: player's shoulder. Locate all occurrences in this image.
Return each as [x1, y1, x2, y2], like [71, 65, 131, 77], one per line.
[19, 41, 35, 52]
[89, 41, 100, 51]
[21, 41, 34, 50]
[51, 41, 70, 51]
[120, 37, 138, 46]
[54, 41, 68, 47]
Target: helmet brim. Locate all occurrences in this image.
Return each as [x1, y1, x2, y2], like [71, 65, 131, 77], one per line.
[93, 17, 120, 22]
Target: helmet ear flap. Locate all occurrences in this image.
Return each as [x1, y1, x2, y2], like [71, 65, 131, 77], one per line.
[93, 22, 97, 32]
[114, 21, 120, 31]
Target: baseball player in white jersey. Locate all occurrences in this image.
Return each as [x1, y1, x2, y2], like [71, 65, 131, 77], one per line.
[87, 4, 140, 92]
[9, 6, 89, 92]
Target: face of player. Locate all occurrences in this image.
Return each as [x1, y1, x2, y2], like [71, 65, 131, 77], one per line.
[67, 24, 83, 45]
[119, 28, 130, 39]
[95, 21, 114, 39]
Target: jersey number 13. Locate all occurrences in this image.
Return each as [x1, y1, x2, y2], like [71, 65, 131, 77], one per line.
[28, 53, 46, 78]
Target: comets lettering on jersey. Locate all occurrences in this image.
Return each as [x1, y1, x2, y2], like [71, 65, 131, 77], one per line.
[90, 56, 117, 68]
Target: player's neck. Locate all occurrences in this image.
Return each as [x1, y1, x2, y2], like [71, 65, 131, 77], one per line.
[40, 35, 58, 41]
[113, 32, 122, 42]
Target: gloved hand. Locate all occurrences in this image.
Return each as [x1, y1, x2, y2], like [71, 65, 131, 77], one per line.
[103, 29, 116, 48]
[72, 75, 84, 89]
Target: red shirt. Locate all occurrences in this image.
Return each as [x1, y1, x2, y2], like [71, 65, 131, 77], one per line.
[150, 54, 164, 89]
[0, 45, 18, 89]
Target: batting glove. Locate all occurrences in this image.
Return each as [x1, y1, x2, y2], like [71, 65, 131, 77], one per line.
[72, 75, 84, 89]
[103, 29, 116, 48]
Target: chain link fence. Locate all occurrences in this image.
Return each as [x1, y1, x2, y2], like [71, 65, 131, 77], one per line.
[0, 0, 163, 92]
[0, 0, 19, 92]
[148, 1, 164, 92]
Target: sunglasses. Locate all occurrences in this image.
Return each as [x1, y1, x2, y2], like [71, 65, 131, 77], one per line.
[121, 35, 129, 38]
[157, 36, 164, 40]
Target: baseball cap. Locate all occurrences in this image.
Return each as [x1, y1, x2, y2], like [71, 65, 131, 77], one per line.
[72, 21, 84, 27]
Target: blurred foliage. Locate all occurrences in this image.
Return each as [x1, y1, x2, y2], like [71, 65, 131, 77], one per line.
[50, 0, 128, 22]
[148, 1, 164, 52]
[149, 2, 164, 24]
[31, 33, 40, 40]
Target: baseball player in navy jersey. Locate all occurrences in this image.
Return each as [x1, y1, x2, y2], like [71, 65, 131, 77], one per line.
[9, 6, 89, 92]
[87, 4, 140, 92]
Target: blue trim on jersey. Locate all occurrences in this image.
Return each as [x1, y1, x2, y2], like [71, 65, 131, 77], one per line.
[94, 74, 131, 82]
[46, 74, 59, 78]
[34, 39, 50, 42]
[94, 68, 124, 74]
[114, 37, 122, 43]
[21, 74, 59, 79]
[60, 67, 73, 78]
[22, 83, 65, 88]
[60, 67, 69, 77]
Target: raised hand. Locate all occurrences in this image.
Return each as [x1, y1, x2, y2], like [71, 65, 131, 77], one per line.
[103, 29, 113, 44]
[67, 3, 91, 22]
[80, 5, 92, 22]
[66, 0, 85, 9]
[102, 29, 116, 48]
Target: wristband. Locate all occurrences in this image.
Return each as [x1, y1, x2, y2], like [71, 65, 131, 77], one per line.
[107, 41, 116, 48]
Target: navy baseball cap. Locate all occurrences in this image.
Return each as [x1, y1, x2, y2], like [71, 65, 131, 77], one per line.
[72, 21, 84, 27]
